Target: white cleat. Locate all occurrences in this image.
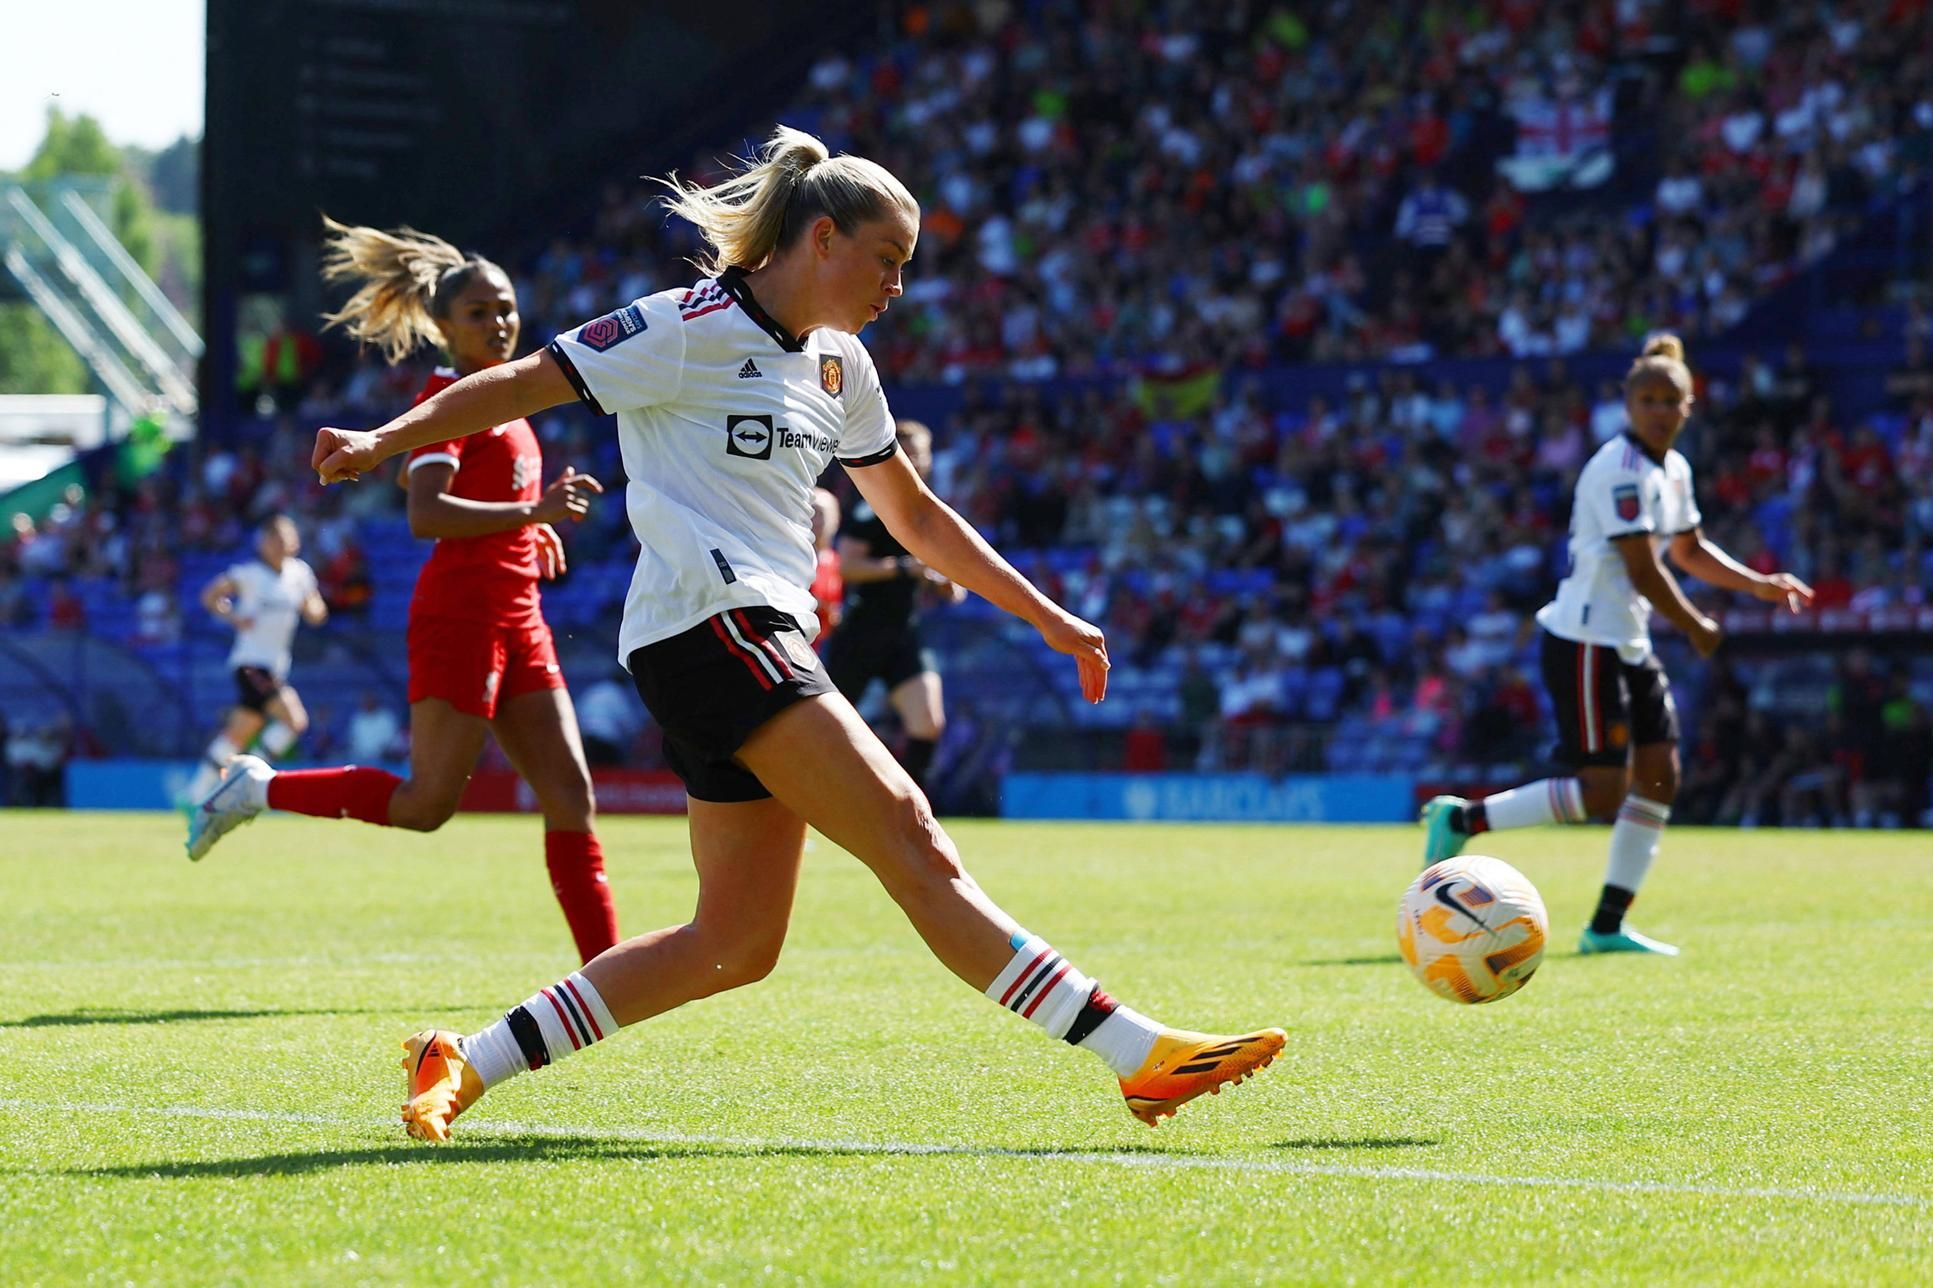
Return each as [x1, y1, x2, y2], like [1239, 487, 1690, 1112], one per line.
[185, 754, 274, 861]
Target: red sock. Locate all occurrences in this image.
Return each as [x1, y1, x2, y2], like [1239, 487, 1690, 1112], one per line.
[546, 830, 618, 963]
[266, 766, 401, 825]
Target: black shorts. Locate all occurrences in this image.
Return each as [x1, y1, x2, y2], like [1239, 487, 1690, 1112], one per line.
[1539, 630, 1679, 768]
[823, 620, 936, 699]
[626, 606, 835, 803]
[233, 666, 283, 713]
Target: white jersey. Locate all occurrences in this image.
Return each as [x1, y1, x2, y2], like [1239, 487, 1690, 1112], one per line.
[224, 557, 317, 678]
[548, 269, 897, 661]
[1536, 434, 1701, 662]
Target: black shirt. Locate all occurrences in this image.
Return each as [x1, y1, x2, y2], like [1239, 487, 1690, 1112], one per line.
[840, 500, 918, 630]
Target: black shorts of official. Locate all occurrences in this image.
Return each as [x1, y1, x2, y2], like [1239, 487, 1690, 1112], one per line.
[626, 606, 835, 803]
[1539, 629, 1679, 768]
[233, 666, 283, 713]
[822, 620, 936, 699]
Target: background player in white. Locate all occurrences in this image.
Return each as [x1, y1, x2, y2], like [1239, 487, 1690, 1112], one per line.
[308, 125, 1285, 1139]
[180, 514, 326, 805]
[1421, 335, 1813, 954]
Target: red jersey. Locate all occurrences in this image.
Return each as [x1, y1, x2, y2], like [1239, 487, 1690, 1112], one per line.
[810, 546, 844, 642]
[405, 369, 544, 624]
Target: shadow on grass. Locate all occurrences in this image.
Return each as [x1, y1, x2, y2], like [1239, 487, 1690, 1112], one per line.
[1271, 1136, 1437, 1151]
[61, 1136, 1204, 1179]
[0, 1007, 400, 1029]
[1297, 954, 1405, 968]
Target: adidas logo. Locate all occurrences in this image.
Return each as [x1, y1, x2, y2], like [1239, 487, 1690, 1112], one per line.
[737, 359, 762, 379]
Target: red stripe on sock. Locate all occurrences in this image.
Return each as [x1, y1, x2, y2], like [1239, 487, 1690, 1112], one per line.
[999, 948, 1054, 1006]
[545, 831, 619, 964]
[264, 766, 400, 825]
[560, 977, 604, 1042]
[1022, 963, 1074, 1019]
[540, 988, 582, 1050]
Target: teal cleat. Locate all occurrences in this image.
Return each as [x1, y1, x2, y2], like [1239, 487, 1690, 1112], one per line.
[1418, 795, 1470, 868]
[1578, 925, 1680, 956]
[185, 754, 273, 861]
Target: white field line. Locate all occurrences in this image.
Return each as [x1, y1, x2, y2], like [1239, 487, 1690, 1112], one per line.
[0, 1097, 1924, 1209]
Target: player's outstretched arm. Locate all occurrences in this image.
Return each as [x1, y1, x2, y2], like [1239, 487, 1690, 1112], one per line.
[200, 572, 243, 628]
[847, 450, 1108, 702]
[1667, 528, 1814, 614]
[313, 351, 578, 483]
[1615, 532, 1722, 656]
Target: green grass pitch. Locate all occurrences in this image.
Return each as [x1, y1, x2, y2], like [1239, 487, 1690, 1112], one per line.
[2, 811, 1929, 1284]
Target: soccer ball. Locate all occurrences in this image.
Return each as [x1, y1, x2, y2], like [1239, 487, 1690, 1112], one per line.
[1397, 855, 1548, 1004]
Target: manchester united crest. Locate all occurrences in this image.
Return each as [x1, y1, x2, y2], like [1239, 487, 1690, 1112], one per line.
[820, 354, 844, 398]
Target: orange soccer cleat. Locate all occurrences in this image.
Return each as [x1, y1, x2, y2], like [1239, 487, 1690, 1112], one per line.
[1118, 1026, 1286, 1126]
[400, 1029, 486, 1142]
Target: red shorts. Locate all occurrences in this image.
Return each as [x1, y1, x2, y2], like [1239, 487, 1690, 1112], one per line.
[407, 613, 564, 720]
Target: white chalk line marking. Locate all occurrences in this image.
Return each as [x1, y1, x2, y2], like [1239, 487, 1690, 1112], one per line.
[0, 1098, 1922, 1209]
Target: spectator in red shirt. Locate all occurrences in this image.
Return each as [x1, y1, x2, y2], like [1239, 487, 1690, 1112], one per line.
[1808, 549, 1855, 610]
[46, 577, 85, 631]
[1838, 424, 1891, 495]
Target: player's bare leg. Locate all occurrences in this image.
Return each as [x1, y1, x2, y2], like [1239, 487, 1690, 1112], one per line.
[740, 693, 1009, 980]
[257, 687, 309, 760]
[739, 694, 1284, 1124]
[581, 796, 805, 1023]
[887, 670, 944, 790]
[1580, 743, 1680, 956]
[382, 698, 492, 831]
[405, 796, 804, 1138]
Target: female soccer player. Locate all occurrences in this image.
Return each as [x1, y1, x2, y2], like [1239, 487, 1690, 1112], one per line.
[179, 514, 327, 806]
[310, 126, 1283, 1139]
[824, 419, 963, 792]
[1421, 335, 1814, 954]
[188, 219, 619, 964]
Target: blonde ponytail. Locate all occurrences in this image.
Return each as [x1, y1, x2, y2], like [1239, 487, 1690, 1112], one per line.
[1625, 331, 1693, 395]
[1641, 333, 1686, 363]
[657, 125, 918, 276]
[319, 216, 502, 363]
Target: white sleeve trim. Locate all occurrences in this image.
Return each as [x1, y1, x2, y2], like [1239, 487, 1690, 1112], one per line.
[407, 453, 460, 474]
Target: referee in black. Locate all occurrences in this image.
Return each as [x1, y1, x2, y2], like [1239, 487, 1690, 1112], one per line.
[823, 420, 963, 793]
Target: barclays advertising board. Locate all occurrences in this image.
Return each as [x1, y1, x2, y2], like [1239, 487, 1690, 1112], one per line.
[1000, 773, 1413, 823]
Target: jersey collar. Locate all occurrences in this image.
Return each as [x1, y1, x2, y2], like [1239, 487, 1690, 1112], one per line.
[718, 267, 806, 353]
[1622, 430, 1666, 466]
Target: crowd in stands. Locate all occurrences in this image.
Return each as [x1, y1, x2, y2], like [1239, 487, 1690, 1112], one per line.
[6, 0, 1933, 822]
[449, 0, 1933, 384]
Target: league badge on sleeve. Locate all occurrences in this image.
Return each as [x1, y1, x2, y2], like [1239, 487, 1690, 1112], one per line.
[1614, 483, 1641, 522]
[820, 354, 844, 398]
[578, 303, 648, 352]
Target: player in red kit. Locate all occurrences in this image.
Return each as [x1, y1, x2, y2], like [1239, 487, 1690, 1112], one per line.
[187, 218, 619, 963]
[808, 486, 844, 642]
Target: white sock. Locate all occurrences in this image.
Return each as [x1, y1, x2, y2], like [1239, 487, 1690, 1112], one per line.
[985, 932, 1160, 1076]
[1078, 1005, 1161, 1078]
[463, 970, 618, 1090]
[1479, 778, 1585, 830]
[1606, 795, 1670, 893]
[259, 721, 298, 758]
[461, 1020, 529, 1090]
